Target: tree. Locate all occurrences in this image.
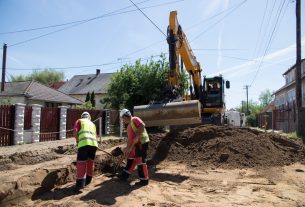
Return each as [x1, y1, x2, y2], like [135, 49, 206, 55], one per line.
[10, 69, 64, 85]
[258, 89, 274, 107]
[0, 97, 11, 105]
[90, 91, 96, 107]
[236, 99, 262, 127]
[102, 55, 187, 110]
[85, 92, 90, 102]
[76, 101, 94, 110]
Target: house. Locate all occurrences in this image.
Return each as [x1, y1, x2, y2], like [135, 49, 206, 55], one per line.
[58, 69, 114, 109]
[272, 58, 305, 132]
[0, 80, 83, 107]
[274, 58, 305, 108]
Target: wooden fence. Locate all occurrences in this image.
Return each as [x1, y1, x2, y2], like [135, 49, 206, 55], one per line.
[40, 107, 60, 142]
[273, 102, 296, 133]
[257, 112, 272, 130]
[0, 105, 15, 146]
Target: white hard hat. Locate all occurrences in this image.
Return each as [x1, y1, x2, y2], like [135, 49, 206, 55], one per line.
[81, 111, 91, 120]
[120, 108, 131, 118]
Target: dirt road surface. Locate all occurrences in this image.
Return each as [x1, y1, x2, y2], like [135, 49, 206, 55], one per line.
[1, 126, 305, 207]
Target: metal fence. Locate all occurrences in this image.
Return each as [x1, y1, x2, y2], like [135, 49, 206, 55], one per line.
[0, 105, 120, 146]
[0, 105, 15, 146]
[40, 107, 60, 142]
[24, 106, 32, 130]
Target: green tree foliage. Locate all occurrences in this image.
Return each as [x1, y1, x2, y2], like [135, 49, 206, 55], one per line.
[85, 92, 90, 102]
[237, 100, 262, 127]
[102, 55, 187, 110]
[76, 101, 94, 110]
[0, 97, 11, 105]
[10, 69, 64, 85]
[91, 91, 96, 107]
[258, 89, 274, 107]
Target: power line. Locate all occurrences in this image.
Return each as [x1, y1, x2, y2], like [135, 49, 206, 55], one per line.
[252, 0, 269, 59]
[128, 0, 167, 37]
[190, 0, 248, 43]
[250, 0, 287, 86]
[6, 54, 163, 71]
[186, 0, 250, 31]
[7, 0, 183, 47]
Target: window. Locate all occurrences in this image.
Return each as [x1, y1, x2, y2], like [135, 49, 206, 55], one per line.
[287, 89, 295, 104]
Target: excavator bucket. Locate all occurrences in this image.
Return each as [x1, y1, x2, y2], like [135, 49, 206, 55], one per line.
[134, 100, 201, 127]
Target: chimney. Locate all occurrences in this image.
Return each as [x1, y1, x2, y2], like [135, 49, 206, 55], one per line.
[96, 69, 100, 76]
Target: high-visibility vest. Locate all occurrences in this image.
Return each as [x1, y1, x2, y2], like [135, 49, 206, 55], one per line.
[130, 117, 150, 144]
[77, 119, 98, 148]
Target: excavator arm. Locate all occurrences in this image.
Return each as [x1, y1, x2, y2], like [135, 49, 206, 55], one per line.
[167, 11, 203, 101]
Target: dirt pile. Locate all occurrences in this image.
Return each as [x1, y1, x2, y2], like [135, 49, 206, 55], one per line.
[148, 125, 305, 168]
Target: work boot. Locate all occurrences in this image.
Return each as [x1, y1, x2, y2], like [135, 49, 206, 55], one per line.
[118, 171, 129, 181]
[134, 180, 149, 186]
[75, 179, 86, 189]
[85, 176, 92, 186]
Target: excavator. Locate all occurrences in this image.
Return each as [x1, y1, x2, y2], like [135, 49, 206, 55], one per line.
[134, 11, 230, 126]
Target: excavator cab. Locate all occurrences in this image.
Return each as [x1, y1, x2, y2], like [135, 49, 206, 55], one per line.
[201, 76, 230, 124]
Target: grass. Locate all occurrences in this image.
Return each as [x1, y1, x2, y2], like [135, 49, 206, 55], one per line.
[286, 132, 299, 140]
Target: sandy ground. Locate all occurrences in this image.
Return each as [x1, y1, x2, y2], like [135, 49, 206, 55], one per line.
[1, 126, 305, 207]
[17, 161, 305, 207]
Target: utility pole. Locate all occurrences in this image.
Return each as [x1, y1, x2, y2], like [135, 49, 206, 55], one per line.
[244, 85, 250, 115]
[295, 0, 305, 138]
[1, 43, 7, 92]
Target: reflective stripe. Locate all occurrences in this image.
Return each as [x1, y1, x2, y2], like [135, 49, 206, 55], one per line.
[130, 118, 149, 144]
[79, 137, 98, 142]
[78, 131, 96, 136]
[77, 119, 98, 148]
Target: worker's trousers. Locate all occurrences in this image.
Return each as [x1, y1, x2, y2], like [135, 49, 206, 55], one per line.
[76, 145, 97, 188]
[122, 142, 149, 183]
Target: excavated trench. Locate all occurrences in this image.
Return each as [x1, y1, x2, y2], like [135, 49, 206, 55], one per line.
[0, 139, 124, 206]
[1, 126, 305, 206]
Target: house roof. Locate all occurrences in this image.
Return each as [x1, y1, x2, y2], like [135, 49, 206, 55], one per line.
[0, 81, 83, 104]
[49, 81, 65, 90]
[260, 101, 275, 113]
[282, 58, 305, 75]
[59, 73, 114, 95]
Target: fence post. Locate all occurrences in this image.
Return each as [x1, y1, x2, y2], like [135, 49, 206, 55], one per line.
[59, 106, 68, 140]
[99, 117, 102, 143]
[31, 104, 42, 143]
[14, 103, 25, 145]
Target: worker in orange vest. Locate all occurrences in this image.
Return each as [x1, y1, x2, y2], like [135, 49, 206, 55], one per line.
[119, 108, 150, 186]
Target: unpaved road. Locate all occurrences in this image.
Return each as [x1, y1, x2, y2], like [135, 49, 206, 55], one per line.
[1, 126, 305, 207]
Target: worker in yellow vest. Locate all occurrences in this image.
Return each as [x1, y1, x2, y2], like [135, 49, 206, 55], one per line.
[73, 111, 98, 191]
[119, 108, 150, 186]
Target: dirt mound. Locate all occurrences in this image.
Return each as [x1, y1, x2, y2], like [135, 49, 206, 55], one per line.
[148, 125, 305, 168]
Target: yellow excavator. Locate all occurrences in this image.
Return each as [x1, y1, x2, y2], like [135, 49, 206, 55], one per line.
[134, 11, 230, 126]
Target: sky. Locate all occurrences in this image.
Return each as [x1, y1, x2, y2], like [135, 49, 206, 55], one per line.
[0, 0, 304, 109]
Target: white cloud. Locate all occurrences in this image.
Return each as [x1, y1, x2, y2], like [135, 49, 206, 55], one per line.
[210, 38, 305, 78]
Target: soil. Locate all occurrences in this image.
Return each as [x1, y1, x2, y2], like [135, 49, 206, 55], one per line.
[148, 125, 305, 168]
[0, 126, 305, 207]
